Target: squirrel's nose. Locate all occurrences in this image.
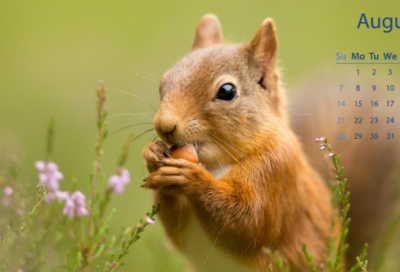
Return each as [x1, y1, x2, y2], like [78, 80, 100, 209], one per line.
[159, 123, 176, 135]
[153, 112, 179, 144]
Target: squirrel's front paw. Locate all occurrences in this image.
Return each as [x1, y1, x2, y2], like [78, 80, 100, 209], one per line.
[141, 158, 209, 195]
[142, 140, 169, 173]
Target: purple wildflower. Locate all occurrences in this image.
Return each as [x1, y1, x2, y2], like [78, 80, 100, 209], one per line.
[45, 191, 57, 202]
[34, 161, 88, 219]
[108, 168, 131, 194]
[2, 187, 13, 207]
[328, 152, 334, 157]
[63, 197, 75, 219]
[35, 161, 64, 192]
[62, 191, 88, 219]
[145, 217, 155, 225]
[71, 191, 88, 218]
[4, 187, 13, 196]
[56, 190, 69, 201]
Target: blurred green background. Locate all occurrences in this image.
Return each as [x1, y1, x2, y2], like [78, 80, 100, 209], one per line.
[1, 0, 399, 271]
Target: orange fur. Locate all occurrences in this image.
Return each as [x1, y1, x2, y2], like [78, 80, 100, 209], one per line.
[142, 14, 339, 271]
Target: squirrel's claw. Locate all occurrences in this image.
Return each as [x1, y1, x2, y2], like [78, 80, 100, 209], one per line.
[141, 159, 209, 195]
[157, 158, 197, 169]
[142, 140, 169, 173]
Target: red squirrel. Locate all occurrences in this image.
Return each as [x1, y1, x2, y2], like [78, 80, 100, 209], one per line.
[141, 14, 399, 271]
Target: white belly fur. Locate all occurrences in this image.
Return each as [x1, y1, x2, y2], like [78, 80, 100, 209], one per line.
[181, 164, 260, 272]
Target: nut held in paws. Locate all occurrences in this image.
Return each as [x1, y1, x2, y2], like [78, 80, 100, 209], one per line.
[170, 144, 199, 164]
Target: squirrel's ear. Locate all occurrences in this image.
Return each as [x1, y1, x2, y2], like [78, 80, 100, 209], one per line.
[192, 14, 223, 51]
[247, 19, 278, 72]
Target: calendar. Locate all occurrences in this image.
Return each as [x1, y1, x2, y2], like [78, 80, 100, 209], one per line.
[334, 52, 398, 142]
[290, 50, 400, 165]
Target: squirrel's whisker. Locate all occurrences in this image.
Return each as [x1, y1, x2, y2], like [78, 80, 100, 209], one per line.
[109, 112, 154, 118]
[210, 137, 260, 182]
[209, 138, 248, 173]
[203, 227, 222, 266]
[206, 141, 224, 170]
[198, 127, 253, 177]
[204, 129, 243, 156]
[151, 134, 159, 143]
[177, 200, 185, 247]
[131, 49, 157, 63]
[113, 88, 158, 113]
[111, 123, 153, 135]
[144, 75, 156, 83]
[144, 72, 156, 79]
[197, 126, 244, 158]
[127, 128, 155, 145]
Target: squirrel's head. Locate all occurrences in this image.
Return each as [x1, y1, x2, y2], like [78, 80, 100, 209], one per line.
[153, 14, 286, 166]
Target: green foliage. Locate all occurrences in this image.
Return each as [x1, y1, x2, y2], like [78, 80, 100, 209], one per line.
[302, 245, 319, 272]
[18, 185, 47, 234]
[349, 244, 368, 272]
[0, 82, 159, 271]
[264, 247, 291, 272]
[102, 204, 160, 272]
[302, 138, 370, 272]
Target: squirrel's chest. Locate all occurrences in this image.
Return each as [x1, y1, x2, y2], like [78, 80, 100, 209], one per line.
[179, 164, 260, 272]
[182, 216, 261, 272]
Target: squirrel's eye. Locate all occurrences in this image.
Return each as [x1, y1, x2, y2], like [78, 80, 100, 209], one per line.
[216, 84, 237, 101]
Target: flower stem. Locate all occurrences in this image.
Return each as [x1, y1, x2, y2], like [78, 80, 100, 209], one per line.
[88, 81, 107, 236]
[18, 186, 47, 235]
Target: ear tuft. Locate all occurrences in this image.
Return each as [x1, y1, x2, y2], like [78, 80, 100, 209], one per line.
[192, 14, 223, 51]
[248, 18, 278, 72]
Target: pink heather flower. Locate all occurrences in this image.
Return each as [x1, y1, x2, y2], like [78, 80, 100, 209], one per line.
[46, 162, 58, 172]
[314, 138, 319, 142]
[2, 187, 13, 208]
[71, 191, 85, 202]
[4, 187, 13, 196]
[56, 191, 70, 201]
[328, 153, 334, 157]
[45, 190, 69, 203]
[108, 168, 131, 194]
[145, 217, 155, 225]
[45, 191, 57, 203]
[62, 191, 88, 219]
[63, 198, 75, 219]
[34, 161, 87, 219]
[35, 161, 46, 171]
[35, 161, 64, 192]
[320, 146, 325, 150]
[76, 205, 88, 217]
[319, 137, 325, 141]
